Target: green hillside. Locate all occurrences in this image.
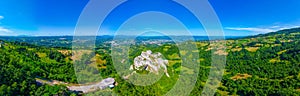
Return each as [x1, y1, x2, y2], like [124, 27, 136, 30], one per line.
[92, 28, 300, 95]
[0, 41, 77, 95]
[218, 27, 300, 95]
[1, 27, 300, 95]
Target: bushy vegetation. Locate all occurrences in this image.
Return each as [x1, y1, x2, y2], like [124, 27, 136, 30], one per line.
[0, 41, 77, 95]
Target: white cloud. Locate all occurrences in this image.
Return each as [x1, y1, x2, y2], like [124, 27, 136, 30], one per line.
[226, 25, 300, 33]
[225, 27, 276, 33]
[277, 26, 300, 30]
[0, 16, 13, 34]
[0, 27, 13, 33]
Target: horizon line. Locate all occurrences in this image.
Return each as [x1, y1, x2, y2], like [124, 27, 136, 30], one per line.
[0, 35, 248, 37]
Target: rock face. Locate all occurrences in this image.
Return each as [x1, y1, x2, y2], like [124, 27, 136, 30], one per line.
[130, 50, 170, 77]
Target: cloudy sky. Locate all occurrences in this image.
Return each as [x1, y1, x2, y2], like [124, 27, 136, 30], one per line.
[0, 0, 300, 36]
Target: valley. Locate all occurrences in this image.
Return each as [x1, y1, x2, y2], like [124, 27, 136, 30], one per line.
[0, 28, 300, 95]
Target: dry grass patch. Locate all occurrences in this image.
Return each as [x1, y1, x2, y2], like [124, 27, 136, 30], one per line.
[58, 50, 71, 56]
[93, 54, 107, 69]
[168, 60, 181, 66]
[192, 50, 199, 53]
[245, 47, 259, 52]
[224, 71, 231, 75]
[36, 52, 47, 58]
[214, 50, 228, 55]
[231, 73, 252, 81]
[163, 48, 168, 52]
[199, 58, 205, 62]
[272, 44, 281, 47]
[217, 90, 229, 96]
[168, 53, 180, 60]
[181, 66, 194, 74]
[277, 50, 287, 55]
[164, 45, 171, 48]
[227, 46, 233, 49]
[205, 47, 212, 51]
[180, 51, 187, 55]
[195, 42, 208, 47]
[71, 50, 92, 60]
[231, 48, 242, 52]
[254, 44, 263, 47]
[269, 58, 281, 63]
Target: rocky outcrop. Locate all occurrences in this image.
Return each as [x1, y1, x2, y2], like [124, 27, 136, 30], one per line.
[130, 50, 170, 77]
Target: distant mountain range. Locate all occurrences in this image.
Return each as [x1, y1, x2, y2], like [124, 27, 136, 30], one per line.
[1, 27, 300, 48]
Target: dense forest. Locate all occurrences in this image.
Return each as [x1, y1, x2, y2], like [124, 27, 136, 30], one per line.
[0, 41, 77, 95]
[1, 27, 300, 95]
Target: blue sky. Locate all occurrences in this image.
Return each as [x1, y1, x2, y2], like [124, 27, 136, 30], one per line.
[0, 0, 300, 36]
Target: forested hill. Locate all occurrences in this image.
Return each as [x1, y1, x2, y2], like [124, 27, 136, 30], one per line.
[0, 27, 300, 95]
[246, 27, 300, 38]
[0, 40, 78, 95]
[219, 27, 300, 95]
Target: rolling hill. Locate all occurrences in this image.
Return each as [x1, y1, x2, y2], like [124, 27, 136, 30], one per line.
[0, 27, 300, 95]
